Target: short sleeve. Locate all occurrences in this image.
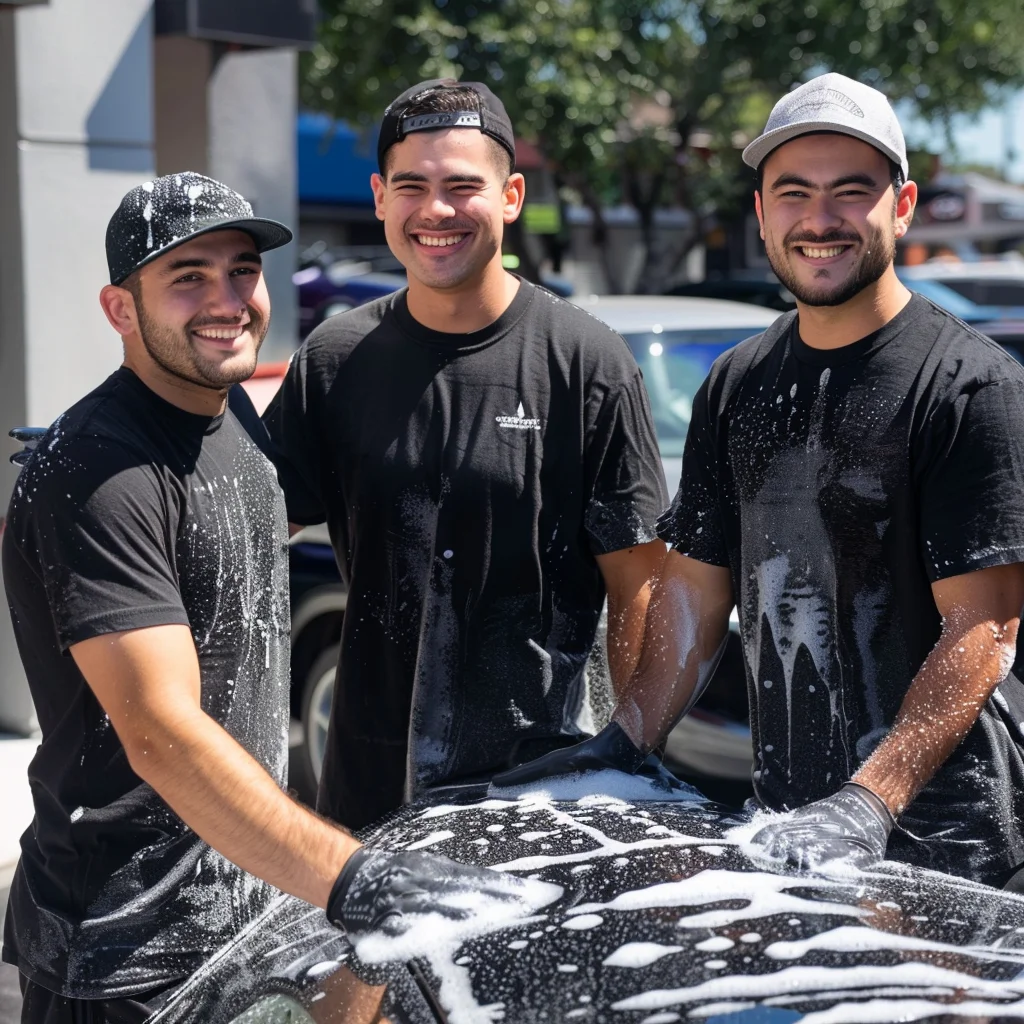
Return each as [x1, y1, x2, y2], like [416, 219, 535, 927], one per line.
[16, 440, 188, 649]
[262, 347, 327, 526]
[583, 372, 669, 555]
[656, 375, 730, 567]
[919, 378, 1024, 580]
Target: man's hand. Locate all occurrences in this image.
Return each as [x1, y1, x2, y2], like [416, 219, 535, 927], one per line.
[328, 848, 555, 942]
[750, 783, 894, 872]
[493, 723, 645, 788]
[490, 721, 693, 796]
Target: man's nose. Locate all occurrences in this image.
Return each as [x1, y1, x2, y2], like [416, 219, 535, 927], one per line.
[206, 273, 247, 318]
[422, 188, 458, 220]
[800, 194, 844, 234]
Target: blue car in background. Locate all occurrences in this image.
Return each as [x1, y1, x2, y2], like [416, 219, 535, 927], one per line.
[895, 273, 1024, 324]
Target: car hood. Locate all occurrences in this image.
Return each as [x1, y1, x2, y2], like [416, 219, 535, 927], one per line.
[151, 780, 1024, 1024]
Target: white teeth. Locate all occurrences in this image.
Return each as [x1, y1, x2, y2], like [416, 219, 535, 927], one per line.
[194, 328, 245, 339]
[800, 246, 847, 259]
[415, 234, 466, 247]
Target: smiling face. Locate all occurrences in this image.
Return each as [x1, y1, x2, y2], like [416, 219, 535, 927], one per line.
[121, 229, 270, 390]
[371, 129, 525, 294]
[755, 134, 916, 308]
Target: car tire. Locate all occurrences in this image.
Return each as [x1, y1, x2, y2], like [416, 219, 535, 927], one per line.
[292, 644, 339, 806]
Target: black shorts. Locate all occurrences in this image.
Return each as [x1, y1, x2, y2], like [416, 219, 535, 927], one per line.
[19, 975, 177, 1024]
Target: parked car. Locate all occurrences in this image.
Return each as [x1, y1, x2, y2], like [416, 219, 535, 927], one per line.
[667, 275, 796, 312]
[260, 295, 783, 806]
[894, 274, 1015, 324]
[295, 260, 408, 340]
[900, 258, 1024, 309]
[148, 785, 1024, 1023]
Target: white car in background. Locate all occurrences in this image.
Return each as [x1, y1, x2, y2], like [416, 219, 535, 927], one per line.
[571, 296, 780, 792]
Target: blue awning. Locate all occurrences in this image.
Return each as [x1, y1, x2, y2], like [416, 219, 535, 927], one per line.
[298, 113, 378, 206]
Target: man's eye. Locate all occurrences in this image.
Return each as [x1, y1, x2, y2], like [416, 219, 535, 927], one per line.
[174, 274, 201, 283]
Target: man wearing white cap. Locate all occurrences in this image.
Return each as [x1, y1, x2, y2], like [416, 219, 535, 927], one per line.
[505, 73, 1024, 888]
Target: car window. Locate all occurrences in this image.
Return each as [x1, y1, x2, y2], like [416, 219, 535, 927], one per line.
[622, 329, 758, 456]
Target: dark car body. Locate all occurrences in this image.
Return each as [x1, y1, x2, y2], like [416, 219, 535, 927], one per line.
[149, 786, 1024, 1024]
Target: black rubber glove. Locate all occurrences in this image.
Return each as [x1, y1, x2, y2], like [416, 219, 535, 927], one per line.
[491, 721, 695, 796]
[750, 782, 895, 871]
[491, 722, 648, 789]
[327, 847, 542, 942]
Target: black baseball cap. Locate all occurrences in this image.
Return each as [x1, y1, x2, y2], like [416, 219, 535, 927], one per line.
[377, 79, 516, 173]
[105, 172, 293, 286]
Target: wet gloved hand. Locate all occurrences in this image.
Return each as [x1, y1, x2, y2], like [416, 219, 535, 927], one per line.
[491, 721, 691, 795]
[491, 722, 647, 788]
[750, 782, 894, 871]
[327, 847, 543, 942]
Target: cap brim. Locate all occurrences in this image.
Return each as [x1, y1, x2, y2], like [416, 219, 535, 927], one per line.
[742, 122, 909, 178]
[112, 217, 293, 285]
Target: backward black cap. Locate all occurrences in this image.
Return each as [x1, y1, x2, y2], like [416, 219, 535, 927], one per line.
[377, 79, 516, 173]
[105, 172, 293, 286]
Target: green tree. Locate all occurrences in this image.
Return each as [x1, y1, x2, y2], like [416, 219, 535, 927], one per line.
[304, 0, 1024, 292]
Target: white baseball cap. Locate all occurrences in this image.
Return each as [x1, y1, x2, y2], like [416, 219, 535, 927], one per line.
[742, 72, 908, 178]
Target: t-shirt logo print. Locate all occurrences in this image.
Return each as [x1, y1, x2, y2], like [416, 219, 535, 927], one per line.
[496, 400, 542, 431]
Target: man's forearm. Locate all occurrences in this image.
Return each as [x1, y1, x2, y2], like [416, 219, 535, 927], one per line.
[855, 616, 1018, 816]
[125, 705, 359, 909]
[600, 540, 669, 693]
[612, 562, 732, 751]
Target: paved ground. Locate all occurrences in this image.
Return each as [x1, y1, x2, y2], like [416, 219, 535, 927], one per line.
[0, 734, 36, 1022]
[0, 872, 19, 1022]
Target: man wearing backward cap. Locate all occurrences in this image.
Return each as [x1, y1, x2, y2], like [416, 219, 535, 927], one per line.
[2, 172, 549, 1022]
[264, 80, 673, 830]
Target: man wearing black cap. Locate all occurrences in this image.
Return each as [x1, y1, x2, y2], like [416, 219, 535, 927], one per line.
[3, 171, 545, 1021]
[264, 80, 669, 830]
[503, 73, 1024, 889]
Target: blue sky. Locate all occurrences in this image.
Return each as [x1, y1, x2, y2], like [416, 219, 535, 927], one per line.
[902, 89, 1024, 184]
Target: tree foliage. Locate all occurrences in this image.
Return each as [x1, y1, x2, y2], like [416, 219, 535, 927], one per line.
[303, 0, 1024, 291]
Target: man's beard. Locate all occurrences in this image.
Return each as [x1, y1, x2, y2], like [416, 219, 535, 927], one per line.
[766, 222, 895, 308]
[136, 301, 268, 391]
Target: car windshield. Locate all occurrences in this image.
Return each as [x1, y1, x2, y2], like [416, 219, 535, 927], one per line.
[621, 328, 759, 455]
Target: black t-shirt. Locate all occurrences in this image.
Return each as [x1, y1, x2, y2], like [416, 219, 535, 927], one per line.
[659, 293, 1024, 886]
[2, 368, 290, 997]
[264, 280, 667, 829]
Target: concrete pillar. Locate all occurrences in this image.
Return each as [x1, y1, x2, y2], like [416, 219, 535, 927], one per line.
[0, 0, 155, 732]
[209, 48, 299, 362]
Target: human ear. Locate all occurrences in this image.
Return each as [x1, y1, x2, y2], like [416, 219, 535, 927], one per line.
[894, 180, 918, 239]
[370, 172, 386, 223]
[754, 190, 766, 241]
[99, 284, 139, 338]
[503, 172, 527, 224]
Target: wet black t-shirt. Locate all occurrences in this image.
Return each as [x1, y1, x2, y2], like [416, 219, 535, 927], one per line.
[264, 280, 667, 829]
[659, 294, 1024, 886]
[2, 368, 290, 997]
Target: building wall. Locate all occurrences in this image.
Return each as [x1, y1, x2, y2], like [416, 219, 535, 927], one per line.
[209, 47, 298, 362]
[0, 0, 156, 732]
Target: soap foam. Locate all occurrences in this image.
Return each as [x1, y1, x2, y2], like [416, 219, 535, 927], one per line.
[611, 962, 1024, 1012]
[487, 768, 704, 804]
[766, 924, 1024, 967]
[568, 868, 867, 930]
[602, 942, 685, 968]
